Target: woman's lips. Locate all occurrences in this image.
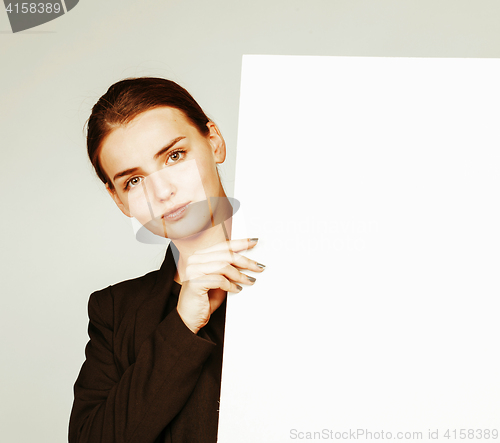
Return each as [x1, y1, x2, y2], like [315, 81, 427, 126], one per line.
[162, 203, 190, 222]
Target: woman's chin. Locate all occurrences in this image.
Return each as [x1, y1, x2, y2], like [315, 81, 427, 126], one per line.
[166, 222, 214, 241]
[139, 217, 213, 241]
[136, 198, 233, 242]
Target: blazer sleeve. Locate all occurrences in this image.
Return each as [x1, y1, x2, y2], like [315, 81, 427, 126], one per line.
[69, 286, 216, 443]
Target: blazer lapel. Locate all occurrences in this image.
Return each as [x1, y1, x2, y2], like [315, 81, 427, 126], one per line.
[133, 242, 179, 358]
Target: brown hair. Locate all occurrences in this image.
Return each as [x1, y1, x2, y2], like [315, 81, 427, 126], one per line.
[87, 77, 210, 189]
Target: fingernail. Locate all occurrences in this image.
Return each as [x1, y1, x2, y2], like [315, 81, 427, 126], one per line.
[235, 284, 243, 291]
[246, 275, 257, 282]
[256, 263, 266, 269]
[249, 238, 259, 243]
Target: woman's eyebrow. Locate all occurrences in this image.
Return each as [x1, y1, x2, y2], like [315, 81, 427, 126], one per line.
[153, 136, 186, 160]
[113, 167, 139, 182]
[113, 136, 186, 182]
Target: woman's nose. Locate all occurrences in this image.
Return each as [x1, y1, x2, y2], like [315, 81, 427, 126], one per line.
[145, 168, 175, 202]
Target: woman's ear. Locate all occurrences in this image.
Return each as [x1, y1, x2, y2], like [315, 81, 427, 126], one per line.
[207, 121, 226, 163]
[106, 184, 133, 218]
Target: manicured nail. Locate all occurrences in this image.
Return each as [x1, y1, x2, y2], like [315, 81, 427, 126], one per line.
[249, 238, 259, 243]
[256, 263, 266, 269]
[235, 284, 243, 291]
[246, 275, 257, 282]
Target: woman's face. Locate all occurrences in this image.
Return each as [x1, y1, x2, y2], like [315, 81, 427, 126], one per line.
[99, 106, 226, 239]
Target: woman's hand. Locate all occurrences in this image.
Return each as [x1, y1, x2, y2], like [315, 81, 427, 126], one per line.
[176, 238, 264, 334]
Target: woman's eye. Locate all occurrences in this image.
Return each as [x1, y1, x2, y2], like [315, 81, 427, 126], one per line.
[166, 150, 186, 164]
[126, 177, 142, 189]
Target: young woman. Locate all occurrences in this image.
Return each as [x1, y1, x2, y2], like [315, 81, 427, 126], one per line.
[69, 77, 264, 443]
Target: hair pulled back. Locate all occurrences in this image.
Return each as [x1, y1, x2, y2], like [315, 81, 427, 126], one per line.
[87, 77, 210, 188]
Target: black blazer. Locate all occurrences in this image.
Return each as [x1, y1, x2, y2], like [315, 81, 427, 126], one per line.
[69, 244, 226, 443]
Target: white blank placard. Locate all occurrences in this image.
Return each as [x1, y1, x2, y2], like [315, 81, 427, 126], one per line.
[219, 55, 500, 442]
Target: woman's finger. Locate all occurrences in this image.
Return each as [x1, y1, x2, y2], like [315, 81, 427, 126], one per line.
[196, 238, 258, 254]
[185, 261, 257, 286]
[187, 250, 265, 273]
[191, 273, 243, 294]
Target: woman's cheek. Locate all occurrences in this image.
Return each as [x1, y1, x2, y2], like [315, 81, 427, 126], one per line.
[128, 187, 155, 222]
[178, 159, 210, 202]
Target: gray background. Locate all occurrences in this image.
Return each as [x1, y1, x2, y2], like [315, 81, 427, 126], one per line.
[1, 1, 500, 441]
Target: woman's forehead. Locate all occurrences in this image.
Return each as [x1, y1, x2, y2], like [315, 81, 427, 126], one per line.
[103, 108, 195, 152]
[126, 107, 192, 135]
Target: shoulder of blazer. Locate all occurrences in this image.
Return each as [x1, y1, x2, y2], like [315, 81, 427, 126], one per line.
[87, 268, 162, 329]
[87, 245, 176, 328]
